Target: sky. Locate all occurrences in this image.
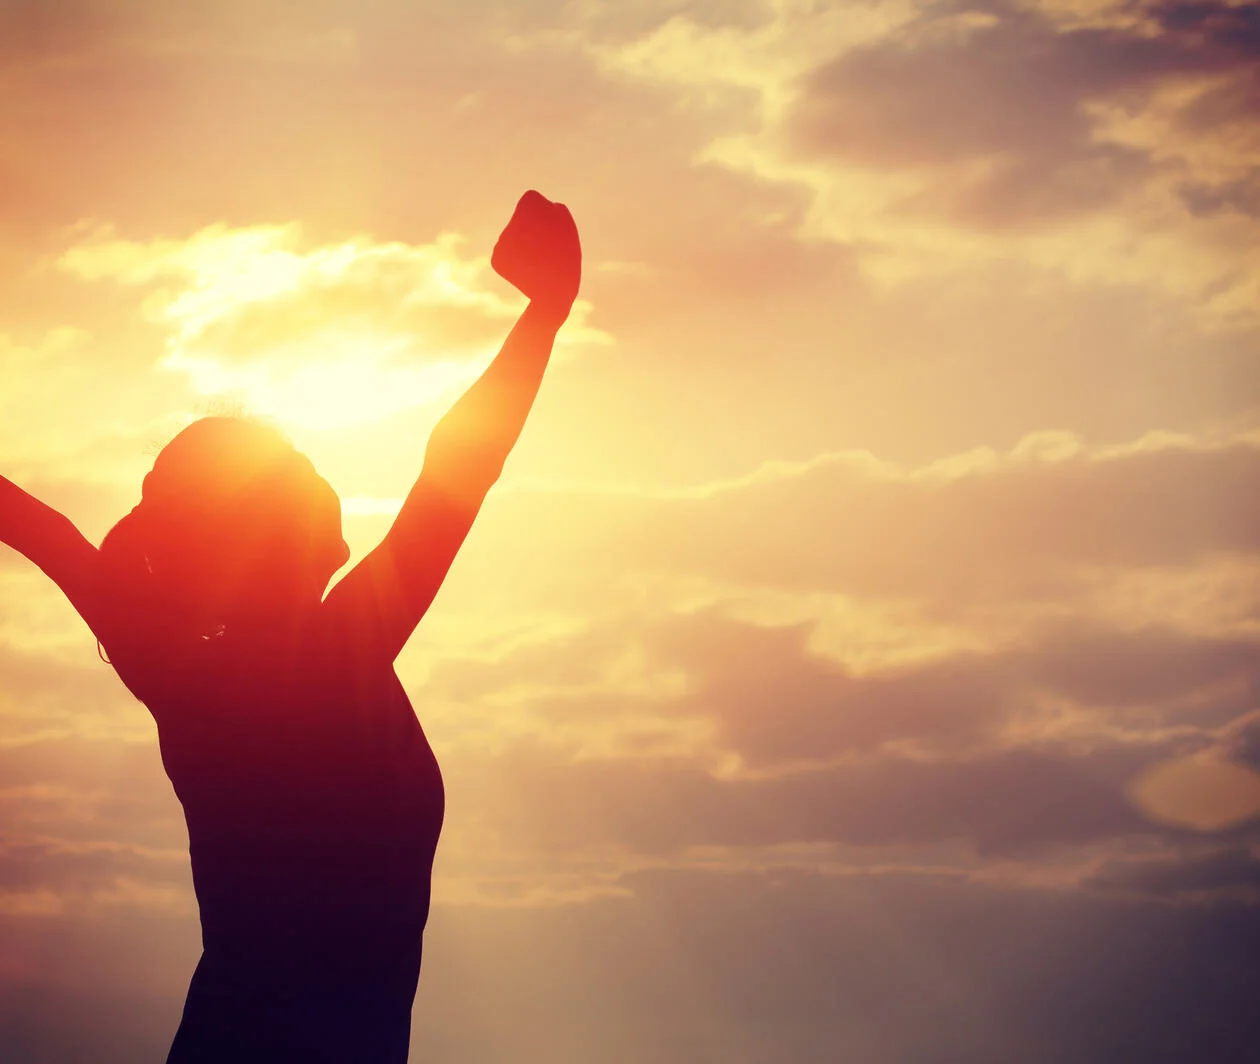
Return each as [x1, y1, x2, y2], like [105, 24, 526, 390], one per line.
[2, 0, 1259, 1060]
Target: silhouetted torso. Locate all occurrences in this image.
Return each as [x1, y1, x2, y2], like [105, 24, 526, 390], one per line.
[107, 607, 443, 1063]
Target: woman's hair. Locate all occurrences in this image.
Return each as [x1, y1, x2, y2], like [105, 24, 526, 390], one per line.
[100, 417, 350, 634]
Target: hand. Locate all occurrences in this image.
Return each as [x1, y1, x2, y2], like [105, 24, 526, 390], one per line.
[491, 190, 581, 320]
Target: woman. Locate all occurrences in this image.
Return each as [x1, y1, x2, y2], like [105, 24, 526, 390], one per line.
[0, 191, 581, 1062]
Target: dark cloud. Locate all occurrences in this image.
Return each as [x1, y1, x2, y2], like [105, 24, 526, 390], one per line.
[1089, 844, 1260, 900]
[673, 614, 1260, 759]
[1152, 1, 1260, 51]
[1177, 174, 1260, 217]
[786, 0, 1260, 225]
[1219, 710, 1260, 769]
[654, 612, 1010, 761]
[442, 739, 1153, 857]
[415, 598, 1260, 861]
[1020, 624, 1260, 723]
[428, 605, 1259, 766]
[0, 832, 186, 897]
[0, 736, 185, 855]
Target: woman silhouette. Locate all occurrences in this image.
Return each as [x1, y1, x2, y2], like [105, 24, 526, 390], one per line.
[0, 191, 580, 1063]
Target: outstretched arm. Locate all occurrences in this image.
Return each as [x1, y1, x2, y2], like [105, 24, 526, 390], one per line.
[322, 191, 581, 662]
[1, 475, 105, 639]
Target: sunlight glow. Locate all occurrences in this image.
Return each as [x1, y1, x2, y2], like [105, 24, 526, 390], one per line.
[60, 225, 516, 433]
[164, 336, 485, 432]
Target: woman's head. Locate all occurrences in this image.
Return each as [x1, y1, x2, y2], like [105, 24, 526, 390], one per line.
[101, 417, 350, 630]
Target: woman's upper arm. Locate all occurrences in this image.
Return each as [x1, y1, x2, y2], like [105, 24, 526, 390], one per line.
[1, 481, 109, 641]
[320, 477, 485, 662]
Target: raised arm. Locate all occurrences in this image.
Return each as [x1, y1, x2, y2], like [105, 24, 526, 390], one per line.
[1, 474, 106, 639]
[321, 191, 581, 662]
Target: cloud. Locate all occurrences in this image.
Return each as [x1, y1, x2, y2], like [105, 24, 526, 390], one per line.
[456, 430, 1260, 622]
[0, 638, 139, 742]
[788, 0, 1260, 219]
[1221, 709, 1260, 769]
[581, 0, 1260, 324]
[455, 741, 1160, 857]
[1087, 842, 1260, 900]
[1128, 751, 1260, 830]
[0, 734, 191, 922]
[424, 595, 1256, 764]
[0, 832, 190, 917]
[0, 737, 181, 846]
[58, 223, 609, 433]
[415, 602, 1260, 866]
[1020, 622, 1260, 721]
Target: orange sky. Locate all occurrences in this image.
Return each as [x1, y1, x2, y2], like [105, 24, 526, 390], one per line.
[3, 1, 1260, 1061]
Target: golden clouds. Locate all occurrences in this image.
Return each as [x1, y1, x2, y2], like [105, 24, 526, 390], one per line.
[582, 0, 1260, 325]
[362, 424, 1260, 868]
[586, 1, 924, 123]
[0, 737, 193, 921]
[461, 428, 1260, 619]
[58, 224, 609, 433]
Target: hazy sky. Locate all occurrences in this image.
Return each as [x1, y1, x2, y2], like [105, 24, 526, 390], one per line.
[2, 1, 1259, 1061]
